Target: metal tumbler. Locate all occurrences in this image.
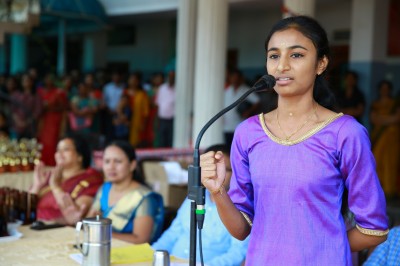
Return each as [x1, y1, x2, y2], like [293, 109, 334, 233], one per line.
[153, 250, 170, 266]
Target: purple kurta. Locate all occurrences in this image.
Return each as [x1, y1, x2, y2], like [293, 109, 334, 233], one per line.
[228, 113, 388, 266]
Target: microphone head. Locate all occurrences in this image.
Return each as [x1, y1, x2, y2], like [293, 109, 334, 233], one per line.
[253, 74, 276, 92]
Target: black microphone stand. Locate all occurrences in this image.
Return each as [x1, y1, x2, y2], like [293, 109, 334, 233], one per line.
[187, 75, 275, 266]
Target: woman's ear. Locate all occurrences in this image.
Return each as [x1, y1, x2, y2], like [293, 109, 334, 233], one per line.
[130, 160, 137, 172]
[317, 56, 329, 75]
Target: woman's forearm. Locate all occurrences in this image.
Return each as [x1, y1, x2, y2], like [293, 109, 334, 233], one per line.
[347, 227, 387, 252]
[213, 189, 251, 240]
[51, 186, 91, 225]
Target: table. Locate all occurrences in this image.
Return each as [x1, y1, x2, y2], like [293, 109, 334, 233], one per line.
[0, 226, 187, 266]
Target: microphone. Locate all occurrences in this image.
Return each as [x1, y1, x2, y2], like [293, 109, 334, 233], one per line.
[187, 74, 275, 266]
[252, 74, 276, 92]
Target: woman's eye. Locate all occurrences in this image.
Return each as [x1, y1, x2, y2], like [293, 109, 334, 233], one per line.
[268, 54, 279, 59]
[291, 53, 303, 58]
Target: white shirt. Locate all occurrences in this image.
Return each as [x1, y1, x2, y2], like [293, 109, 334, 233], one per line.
[223, 84, 259, 132]
[156, 83, 175, 119]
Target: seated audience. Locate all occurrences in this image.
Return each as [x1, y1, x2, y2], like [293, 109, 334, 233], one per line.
[87, 141, 164, 244]
[363, 226, 400, 265]
[152, 144, 249, 266]
[29, 134, 103, 225]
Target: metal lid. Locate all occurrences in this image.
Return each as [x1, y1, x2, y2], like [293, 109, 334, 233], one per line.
[83, 215, 112, 225]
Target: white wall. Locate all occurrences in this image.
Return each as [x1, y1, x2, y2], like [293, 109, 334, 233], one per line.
[106, 19, 176, 74]
[228, 8, 281, 69]
[227, 2, 352, 74]
[316, 1, 352, 46]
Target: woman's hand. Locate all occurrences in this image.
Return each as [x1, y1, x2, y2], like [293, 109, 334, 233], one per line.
[30, 162, 51, 194]
[200, 151, 226, 194]
[49, 165, 63, 190]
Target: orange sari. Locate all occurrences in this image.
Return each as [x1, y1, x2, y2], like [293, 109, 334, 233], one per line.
[125, 89, 150, 147]
[371, 99, 400, 196]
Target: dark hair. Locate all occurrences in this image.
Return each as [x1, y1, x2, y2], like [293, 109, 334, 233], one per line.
[263, 15, 336, 112]
[60, 134, 92, 169]
[345, 71, 358, 82]
[106, 140, 146, 185]
[377, 80, 393, 92]
[128, 71, 144, 90]
[228, 68, 243, 77]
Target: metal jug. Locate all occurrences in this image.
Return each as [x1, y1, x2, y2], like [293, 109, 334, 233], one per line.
[76, 215, 112, 266]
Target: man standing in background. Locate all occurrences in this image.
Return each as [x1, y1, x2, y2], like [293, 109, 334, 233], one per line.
[156, 71, 175, 147]
[103, 71, 125, 143]
[223, 69, 259, 148]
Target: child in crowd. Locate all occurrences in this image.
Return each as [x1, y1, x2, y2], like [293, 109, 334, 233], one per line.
[113, 94, 131, 141]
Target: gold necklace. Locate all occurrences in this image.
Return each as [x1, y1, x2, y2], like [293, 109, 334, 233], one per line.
[276, 103, 318, 141]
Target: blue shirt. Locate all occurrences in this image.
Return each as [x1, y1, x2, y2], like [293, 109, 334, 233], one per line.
[364, 227, 399, 266]
[103, 82, 124, 111]
[152, 191, 249, 266]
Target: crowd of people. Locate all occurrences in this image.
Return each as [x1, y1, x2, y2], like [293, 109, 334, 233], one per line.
[1, 61, 399, 200]
[0, 69, 176, 166]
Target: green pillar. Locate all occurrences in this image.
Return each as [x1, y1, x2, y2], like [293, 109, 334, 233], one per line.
[57, 19, 66, 77]
[0, 44, 6, 74]
[82, 35, 94, 73]
[10, 34, 27, 74]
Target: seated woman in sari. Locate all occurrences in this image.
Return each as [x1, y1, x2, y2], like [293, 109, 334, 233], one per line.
[29, 134, 103, 225]
[87, 141, 164, 244]
[370, 80, 400, 197]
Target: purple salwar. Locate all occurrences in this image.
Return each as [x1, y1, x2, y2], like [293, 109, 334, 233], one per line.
[228, 113, 388, 266]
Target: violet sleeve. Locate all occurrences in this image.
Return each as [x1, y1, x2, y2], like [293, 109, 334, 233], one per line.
[228, 122, 255, 223]
[337, 117, 389, 234]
